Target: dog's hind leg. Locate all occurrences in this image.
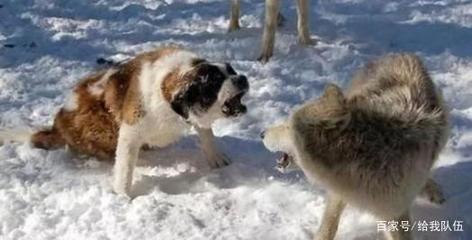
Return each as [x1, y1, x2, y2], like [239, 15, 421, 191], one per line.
[296, 0, 315, 45]
[420, 178, 446, 204]
[228, 0, 240, 32]
[314, 194, 346, 240]
[258, 0, 279, 63]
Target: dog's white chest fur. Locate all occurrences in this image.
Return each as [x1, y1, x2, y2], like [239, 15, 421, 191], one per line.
[139, 109, 189, 147]
[136, 51, 195, 147]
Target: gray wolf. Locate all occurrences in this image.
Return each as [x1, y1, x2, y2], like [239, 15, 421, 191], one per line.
[261, 53, 448, 240]
[229, 0, 314, 62]
[1, 46, 249, 196]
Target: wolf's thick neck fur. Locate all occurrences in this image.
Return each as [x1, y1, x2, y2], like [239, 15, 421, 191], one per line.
[291, 54, 449, 218]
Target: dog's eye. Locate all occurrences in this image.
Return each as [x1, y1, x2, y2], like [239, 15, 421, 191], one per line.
[213, 73, 224, 80]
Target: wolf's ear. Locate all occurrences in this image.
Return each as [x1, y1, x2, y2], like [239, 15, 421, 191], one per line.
[319, 83, 350, 130]
[321, 83, 345, 105]
[319, 112, 351, 130]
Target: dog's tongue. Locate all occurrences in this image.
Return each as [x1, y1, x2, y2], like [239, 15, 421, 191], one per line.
[276, 153, 290, 172]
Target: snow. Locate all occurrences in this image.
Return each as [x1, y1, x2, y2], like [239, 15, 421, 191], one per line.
[0, 0, 471, 239]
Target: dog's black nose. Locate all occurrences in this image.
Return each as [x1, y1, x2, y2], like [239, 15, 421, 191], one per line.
[232, 75, 249, 90]
[260, 130, 266, 139]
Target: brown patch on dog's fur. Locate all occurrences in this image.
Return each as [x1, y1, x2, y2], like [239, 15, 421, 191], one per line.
[161, 71, 184, 103]
[52, 71, 121, 159]
[104, 65, 142, 124]
[31, 46, 188, 160]
[105, 46, 183, 124]
[161, 58, 207, 102]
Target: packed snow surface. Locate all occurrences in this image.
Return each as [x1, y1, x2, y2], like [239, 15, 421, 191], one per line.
[1, 0, 471, 239]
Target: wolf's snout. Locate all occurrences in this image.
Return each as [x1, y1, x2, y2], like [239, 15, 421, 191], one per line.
[232, 75, 249, 91]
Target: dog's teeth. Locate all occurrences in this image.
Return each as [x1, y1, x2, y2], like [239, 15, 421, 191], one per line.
[222, 105, 229, 112]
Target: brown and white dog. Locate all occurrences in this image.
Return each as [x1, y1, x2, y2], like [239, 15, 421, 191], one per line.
[1, 46, 249, 196]
[229, 0, 314, 62]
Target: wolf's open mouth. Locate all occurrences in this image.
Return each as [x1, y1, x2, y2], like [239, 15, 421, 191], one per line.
[276, 152, 293, 172]
[222, 92, 247, 117]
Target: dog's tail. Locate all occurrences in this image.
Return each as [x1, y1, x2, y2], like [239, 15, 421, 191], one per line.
[0, 128, 34, 145]
[0, 127, 65, 150]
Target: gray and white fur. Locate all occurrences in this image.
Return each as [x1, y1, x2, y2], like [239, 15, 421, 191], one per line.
[262, 53, 449, 240]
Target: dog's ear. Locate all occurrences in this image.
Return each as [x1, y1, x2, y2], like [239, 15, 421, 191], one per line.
[192, 58, 207, 67]
[170, 80, 202, 119]
[318, 83, 350, 130]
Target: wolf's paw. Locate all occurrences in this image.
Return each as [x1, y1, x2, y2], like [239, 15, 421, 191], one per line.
[206, 152, 231, 169]
[257, 52, 273, 63]
[228, 23, 240, 32]
[422, 179, 446, 204]
[299, 37, 318, 46]
[427, 187, 446, 204]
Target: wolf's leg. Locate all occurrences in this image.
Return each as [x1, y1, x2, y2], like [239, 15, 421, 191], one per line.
[195, 127, 231, 168]
[314, 194, 346, 240]
[296, 0, 315, 45]
[277, 12, 286, 27]
[112, 124, 141, 196]
[228, 0, 240, 32]
[258, 0, 279, 63]
[384, 211, 412, 240]
[420, 178, 445, 204]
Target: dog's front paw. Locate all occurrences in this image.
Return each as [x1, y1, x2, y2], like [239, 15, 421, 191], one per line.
[206, 152, 231, 169]
[112, 178, 131, 197]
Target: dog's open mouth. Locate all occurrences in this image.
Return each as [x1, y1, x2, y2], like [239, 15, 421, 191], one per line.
[222, 92, 247, 117]
[276, 152, 293, 173]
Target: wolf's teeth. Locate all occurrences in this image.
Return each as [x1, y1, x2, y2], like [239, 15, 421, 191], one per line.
[276, 165, 286, 173]
[276, 153, 290, 171]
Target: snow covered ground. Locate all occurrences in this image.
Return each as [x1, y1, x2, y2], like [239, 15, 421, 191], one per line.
[1, 0, 471, 239]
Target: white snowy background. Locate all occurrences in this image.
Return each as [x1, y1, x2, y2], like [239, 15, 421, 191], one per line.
[0, 0, 471, 239]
